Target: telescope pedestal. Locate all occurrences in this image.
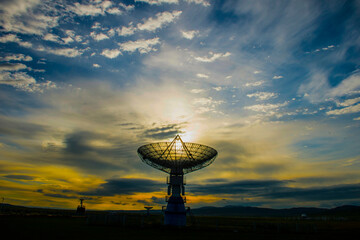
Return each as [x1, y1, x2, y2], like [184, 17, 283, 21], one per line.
[164, 174, 186, 226]
[164, 196, 186, 226]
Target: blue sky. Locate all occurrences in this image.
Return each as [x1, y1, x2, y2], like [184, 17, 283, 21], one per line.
[0, 0, 360, 210]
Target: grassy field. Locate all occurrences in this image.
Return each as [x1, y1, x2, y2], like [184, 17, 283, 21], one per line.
[1, 213, 359, 240]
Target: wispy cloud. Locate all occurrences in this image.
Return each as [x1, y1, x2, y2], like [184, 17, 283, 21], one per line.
[244, 81, 264, 87]
[194, 51, 231, 62]
[181, 30, 199, 39]
[36, 46, 84, 58]
[116, 25, 136, 36]
[0, 54, 32, 62]
[119, 38, 160, 54]
[247, 92, 278, 101]
[69, 1, 123, 16]
[244, 102, 288, 113]
[0, 71, 35, 88]
[43, 33, 63, 44]
[336, 97, 360, 107]
[0, 63, 28, 71]
[0, 34, 32, 48]
[90, 32, 109, 41]
[135, 0, 179, 5]
[196, 73, 209, 79]
[0, 0, 59, 35]
[185, 0, 210, 7]
[101, 49, 122, 59]
[190, 89, 205, 93]
[137, 11, 182, 32]
[326, 103, 360, 115]
[116, 10, 182, 37]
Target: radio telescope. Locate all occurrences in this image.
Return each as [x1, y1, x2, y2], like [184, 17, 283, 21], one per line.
[138, 135, 217, 226]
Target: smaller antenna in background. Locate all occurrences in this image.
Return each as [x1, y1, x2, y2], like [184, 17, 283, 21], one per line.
[76, 198, 86, 215]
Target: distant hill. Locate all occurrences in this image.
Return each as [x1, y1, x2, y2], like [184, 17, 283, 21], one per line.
[1, 203, 360, 218]
[191, 205, 360, 217]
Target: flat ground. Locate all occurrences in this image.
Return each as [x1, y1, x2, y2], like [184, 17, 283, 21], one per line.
[1, 214, 359, 240]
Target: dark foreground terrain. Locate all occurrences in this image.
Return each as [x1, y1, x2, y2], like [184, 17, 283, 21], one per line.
[1, 214, 360, 240]
[1, 204, 360, 240]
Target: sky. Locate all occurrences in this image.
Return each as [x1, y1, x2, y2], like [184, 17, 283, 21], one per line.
[0, 0, 360, 210]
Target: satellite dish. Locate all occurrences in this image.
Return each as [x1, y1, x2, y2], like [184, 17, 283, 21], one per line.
[138, 135, 217, 226]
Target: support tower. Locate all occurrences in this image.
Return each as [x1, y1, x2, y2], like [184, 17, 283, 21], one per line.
[137, 135, 217, 226]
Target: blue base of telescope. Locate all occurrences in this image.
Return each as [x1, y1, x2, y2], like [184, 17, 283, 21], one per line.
[164, 196, 186, 226]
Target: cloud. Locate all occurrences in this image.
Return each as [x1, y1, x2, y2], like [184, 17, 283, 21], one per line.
[0, 34, 32, 48]
[115, 11, 182, 37]
[136, 10, 182, 32]
[90, 32, 109, 41]
[141, 123, 185, 140]
[181, 30, 199, 39]
[262, 184, 360, 201]
[134, 0, 179, 5]
[185, 0, 210, 7]
[326, 103, 360, 115]
[0, 0, 59, 35]
[101, 49, 122, 59]
[43, 33, 63, 44]
[119, 3, 135, 11]
[247, 92, 278, 101]
[0, 71, 56, 92]
[308, 45, 336, 54]
[193, 97, 214, 105]
[116, 25, 136, 36]
[300, 73, 360, 103]
[193, 97, 224, 113]
[0, 63, 28, 71]
[44, 193, 78, 199]
[82, 178, 163, 196]
[135, 0, 210, 6]
[0, 115, 47, 138]
[106, 7, 123, 15]
[119, 38, 160, 54]
[336, 97, 360, 107]
[244, 102, 288, 113]
[69, 1, 122, 16]
[190, 89, 205, 94]
[194, 51, 231, 62]
[213, 87, 223, 91]
[196, 73, 209, 79]
[329, 73, 360, 97]
[0, 54, 33, 62]
[189, 180, 289, 195]
[244, 81, 264, 87]
[36, 46, 84, 58]
[189, 179, 360, 203]
[273, 75, 283, 79]
[0, 71, 36, 89]
[4, 174, 35, 180]
[92, 63, 101, 68]
[64, 131, 95, 155]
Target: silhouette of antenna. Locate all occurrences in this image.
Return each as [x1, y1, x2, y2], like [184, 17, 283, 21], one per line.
[138, 135, 217, 226]
[76, 198, 86, 215]
[144, 206, 153, 216]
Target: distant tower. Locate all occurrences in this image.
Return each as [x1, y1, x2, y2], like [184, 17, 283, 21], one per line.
[144, 206, 153, 216]
[76, 198, 86, 215]
[138, 135, 217, 226]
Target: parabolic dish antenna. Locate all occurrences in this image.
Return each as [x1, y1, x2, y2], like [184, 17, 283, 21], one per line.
[138, 136, 217, 174]
[137, 135, 218, 226]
